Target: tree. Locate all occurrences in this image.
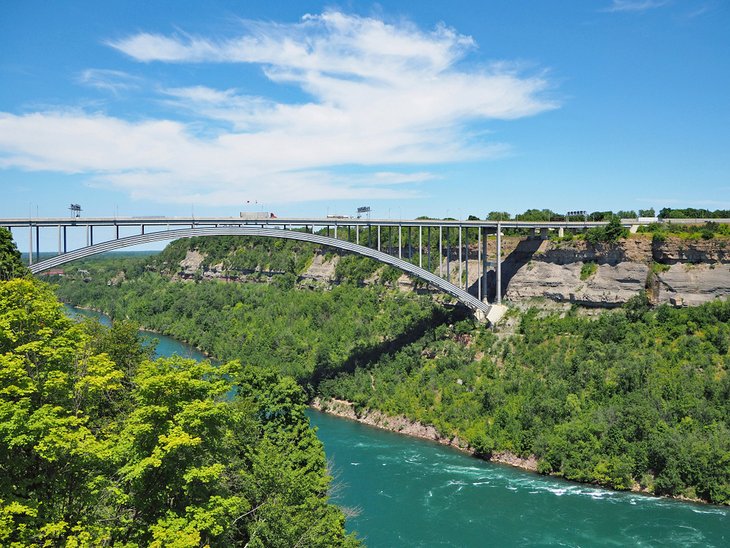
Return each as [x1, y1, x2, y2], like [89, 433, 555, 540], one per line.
[0, 278, 359, 546]
[0, 228, 28, 280]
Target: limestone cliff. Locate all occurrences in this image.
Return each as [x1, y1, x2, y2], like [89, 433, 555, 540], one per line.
[503, 236, 729, 307]
[167, 235, 729, 308]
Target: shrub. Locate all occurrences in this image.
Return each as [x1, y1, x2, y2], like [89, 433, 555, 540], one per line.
[580, 262, 597, 280]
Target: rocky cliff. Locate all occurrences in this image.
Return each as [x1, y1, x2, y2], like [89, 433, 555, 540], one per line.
[503, 236, 729, 307]
[167, 235, 729, 308]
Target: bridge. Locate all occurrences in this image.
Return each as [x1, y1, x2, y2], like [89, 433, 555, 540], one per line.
[0, 215, 658, 324]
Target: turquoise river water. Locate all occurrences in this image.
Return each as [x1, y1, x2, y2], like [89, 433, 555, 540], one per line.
[65, 306, 729, 547]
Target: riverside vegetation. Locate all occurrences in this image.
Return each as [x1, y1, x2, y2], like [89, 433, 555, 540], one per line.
[0, 230, 358, 546]
[51, 232, 730, 506]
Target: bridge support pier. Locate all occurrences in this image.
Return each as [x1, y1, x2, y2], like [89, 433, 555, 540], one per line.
[482, 227, 488, 302]
[439, 226, 443, 277]
[464, 227, 468, 291]
[496, 223, 502, 305]
[458, 226, 462, 289]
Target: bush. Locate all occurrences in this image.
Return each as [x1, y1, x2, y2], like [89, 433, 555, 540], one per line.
[580, 262, 597, 280]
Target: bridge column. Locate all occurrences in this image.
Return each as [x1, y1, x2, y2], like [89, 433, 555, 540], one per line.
[58, 225, 62, 255]
[28, 225, 33, 265]
[398, 225, 402, 258]
[427, 226, 431, 271]
[446, 227, 450, 283]
[477, 227, 482, 300]
[377, 225, 380, 251]
[482, 227, 488, 302]
[458, 226, 462, 289]
[496, 222, 502, 305]
[334, 225, 338, 239]
[63, 226, 67, 253]
[558, 227, 564, 238]
[464, 227, 468, 291]
[35, 226, 40, 263]
[356, 225, 359, 245]
[438, 226, 443, 277]
[540, 227, 549, 240]
[419, 226, 422, 268]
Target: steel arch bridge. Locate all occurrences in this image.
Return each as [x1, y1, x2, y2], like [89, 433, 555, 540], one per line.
[27, 226, 503, 323]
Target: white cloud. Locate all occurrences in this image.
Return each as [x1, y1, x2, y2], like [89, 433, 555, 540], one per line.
[603, 1, 669, 12]
[0, 11, 557, 206]
[77, 69, 142, 95]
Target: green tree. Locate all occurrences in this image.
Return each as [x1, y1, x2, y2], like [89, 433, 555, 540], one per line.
[0, 278, 359, 546]
[0, 228, 28, 280]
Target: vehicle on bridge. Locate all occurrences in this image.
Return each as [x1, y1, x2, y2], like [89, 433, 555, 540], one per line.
[240, 212, 277, 219]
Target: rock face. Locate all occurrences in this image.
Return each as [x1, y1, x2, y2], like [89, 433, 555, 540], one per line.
[179, 249, 205, 276]
[658, 263, 730, 306]
[170, 235, 728, 308]
[504, 236, 729, 307]
[507, 261, 650, 307]
[300, 253, 338, 282]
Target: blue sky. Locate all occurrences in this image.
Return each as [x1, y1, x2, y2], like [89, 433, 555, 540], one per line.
[1, 0, 729, 229]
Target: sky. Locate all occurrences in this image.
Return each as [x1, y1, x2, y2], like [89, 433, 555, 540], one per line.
[1, 0, 729, 236]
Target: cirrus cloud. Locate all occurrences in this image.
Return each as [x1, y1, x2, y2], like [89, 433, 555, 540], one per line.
[0, 11, 558, 205]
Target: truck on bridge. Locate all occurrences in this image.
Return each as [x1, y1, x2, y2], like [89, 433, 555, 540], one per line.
[240, 212, 276, 219]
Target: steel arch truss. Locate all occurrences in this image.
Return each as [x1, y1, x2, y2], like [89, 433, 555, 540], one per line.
[29, 226, 493, 316]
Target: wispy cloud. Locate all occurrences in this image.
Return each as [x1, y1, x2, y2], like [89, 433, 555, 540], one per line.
[77, 69, 142, 95]
[0, 11, 557, 205]
[603, 0, 669, 12]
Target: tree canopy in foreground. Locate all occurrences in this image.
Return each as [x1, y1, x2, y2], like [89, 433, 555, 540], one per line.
[0, 278, 358, 547]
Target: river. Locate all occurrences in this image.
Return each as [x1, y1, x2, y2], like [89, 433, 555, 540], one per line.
[65, 306, 729, 547]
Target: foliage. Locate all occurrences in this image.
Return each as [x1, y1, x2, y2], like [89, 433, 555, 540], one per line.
[515, 209, 561, 222]
[52, 236, 730, 506]
[335, 255, 381, 285]
[580, 261, 597, 281]
[55, 262, 439, 389]
[584, 217, 629, 245]
[320, 299, 730, 504]
[0, 228, 28, 280]
[637, 221, 730, 240]
[659, 208, 730, 219]
[0, 278, 358, 545]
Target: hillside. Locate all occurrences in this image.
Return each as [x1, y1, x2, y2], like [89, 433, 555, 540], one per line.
[51, 234, 730, 505]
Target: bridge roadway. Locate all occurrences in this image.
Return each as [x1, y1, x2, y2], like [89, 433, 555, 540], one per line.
[2, 215, 720, 324]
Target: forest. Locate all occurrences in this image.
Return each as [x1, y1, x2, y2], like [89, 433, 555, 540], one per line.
[0, 229, 358, 546]
[51, 234, 730, 505]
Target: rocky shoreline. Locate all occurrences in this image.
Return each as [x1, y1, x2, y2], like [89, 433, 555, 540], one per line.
[310, 397, 713, 506]
[311, 397, 539, 469]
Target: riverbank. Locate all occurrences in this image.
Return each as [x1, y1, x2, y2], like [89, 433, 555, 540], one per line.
[311, 397, 538, 469]
[310, 397, 715, 506]
[62, 302, 216, 359]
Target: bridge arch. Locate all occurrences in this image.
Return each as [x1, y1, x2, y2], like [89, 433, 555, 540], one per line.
[29, 226, 495, 318]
